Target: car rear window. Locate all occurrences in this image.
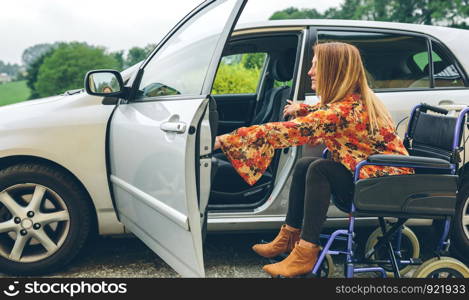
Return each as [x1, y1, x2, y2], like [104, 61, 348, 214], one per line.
[318, 31, 430, 90]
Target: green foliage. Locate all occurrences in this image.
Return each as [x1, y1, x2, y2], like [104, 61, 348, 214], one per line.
[0, 80, 30, 106]
[26, 50, 54, 99]
[126, 47, 147, 67]
[241, 53, 266, 69]
[269, 0, 469, 28]
[22, 43, 58, 67]
[270, 7, 325, 20]
[34, 42, 119, 98]
[212, 64, 261, 94]
[125, 44, 155, 68]
[111, 50, 125, 71]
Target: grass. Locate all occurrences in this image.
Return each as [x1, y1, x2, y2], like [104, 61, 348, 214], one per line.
[0, 80, 31, 106]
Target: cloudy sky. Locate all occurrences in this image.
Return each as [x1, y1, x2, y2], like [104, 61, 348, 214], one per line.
[1, 0, 343, 65]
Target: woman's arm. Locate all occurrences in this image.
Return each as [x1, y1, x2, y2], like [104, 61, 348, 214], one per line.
[283, 101, 321, 119]
[217, 106, 342, 185]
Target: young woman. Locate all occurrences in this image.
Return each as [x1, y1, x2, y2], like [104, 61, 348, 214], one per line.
[213, 42, 413, 277]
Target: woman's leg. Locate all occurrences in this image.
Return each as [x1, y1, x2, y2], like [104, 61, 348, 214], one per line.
[252, 157, 318, 258]
[262, 159, 354, 277]
[285, 157, 320, 229]
[300, 159, 354, 244]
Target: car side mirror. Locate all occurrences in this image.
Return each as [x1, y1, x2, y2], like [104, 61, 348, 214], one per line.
[84, 70, 125, 97]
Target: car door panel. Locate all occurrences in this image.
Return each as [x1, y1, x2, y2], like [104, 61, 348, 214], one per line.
[110, 98, 209, 277]
[108, 0, 247, 277]
[213, 94, 256, 134]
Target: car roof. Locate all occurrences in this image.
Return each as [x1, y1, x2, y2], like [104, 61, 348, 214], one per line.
[235, 20, 469, 74]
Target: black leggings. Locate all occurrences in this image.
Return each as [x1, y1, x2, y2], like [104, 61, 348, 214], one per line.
[285, 157, 355, 244]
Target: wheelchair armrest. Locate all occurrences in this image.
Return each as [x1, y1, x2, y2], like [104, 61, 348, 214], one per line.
[367, 154, 452, 169]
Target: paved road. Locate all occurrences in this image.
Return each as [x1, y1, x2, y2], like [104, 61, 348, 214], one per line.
[0, 227, 445, 278]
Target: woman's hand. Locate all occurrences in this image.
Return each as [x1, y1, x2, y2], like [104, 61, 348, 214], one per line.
[283, 100, 301, 118]
[214, 136, 221, 150]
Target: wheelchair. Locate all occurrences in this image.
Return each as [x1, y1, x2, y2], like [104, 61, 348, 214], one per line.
[269, 103, 469, 278]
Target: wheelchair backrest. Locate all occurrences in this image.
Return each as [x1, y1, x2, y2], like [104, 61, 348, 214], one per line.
[405, 104, 465, 163]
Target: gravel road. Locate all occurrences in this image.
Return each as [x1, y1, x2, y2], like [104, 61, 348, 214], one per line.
[0, 227, 445, 278]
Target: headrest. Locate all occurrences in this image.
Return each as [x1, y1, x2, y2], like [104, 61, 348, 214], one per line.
[423, 61, 448, 75]
[271, 48, 296, 82]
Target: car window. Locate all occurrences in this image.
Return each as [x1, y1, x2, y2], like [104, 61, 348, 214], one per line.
[212, 52, 267, 94]
[318, 31, 430, 90]
[430, 41, 465, 88]
[136, 0, 238, 99]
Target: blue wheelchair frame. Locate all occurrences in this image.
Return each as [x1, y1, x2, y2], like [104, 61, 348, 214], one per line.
[310, 104, 469, 278]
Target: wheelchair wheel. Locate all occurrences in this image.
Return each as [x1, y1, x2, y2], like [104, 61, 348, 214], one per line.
[413, 257, 469, 278]
[365, 225, 420, 276]
[315, 252, 335, 278]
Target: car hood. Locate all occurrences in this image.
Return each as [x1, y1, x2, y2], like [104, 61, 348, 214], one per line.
[0, 91, 114, 133]
[0, 94, 64, 111]
[0, 62, 140, 130]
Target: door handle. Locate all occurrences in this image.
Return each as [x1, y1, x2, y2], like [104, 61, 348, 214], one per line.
[160, 121, 187, 133]
[438, 99, 454, 105]
[437, 100, 467, 116]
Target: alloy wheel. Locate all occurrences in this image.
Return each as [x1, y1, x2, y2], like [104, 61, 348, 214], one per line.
[0, 183, 70, 263]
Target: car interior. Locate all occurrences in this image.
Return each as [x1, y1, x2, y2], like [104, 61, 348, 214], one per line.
[208, 32, 302, 211]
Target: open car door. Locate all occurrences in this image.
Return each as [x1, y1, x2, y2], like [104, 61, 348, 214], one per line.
[108, 0, 247, 277]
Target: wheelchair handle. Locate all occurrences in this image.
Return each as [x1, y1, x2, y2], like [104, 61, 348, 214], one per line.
[419, 103, 449, 115]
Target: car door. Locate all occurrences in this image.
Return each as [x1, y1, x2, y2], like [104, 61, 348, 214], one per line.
[108, 0, 247, 277]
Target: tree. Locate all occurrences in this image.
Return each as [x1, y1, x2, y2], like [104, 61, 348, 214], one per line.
[241, 53, 265, 69]
[270, 7, 325, 20]
[125, 44, 155, 68]
[34, 42, 119, 97]
[26, 51, 54, 99]
[269, 0, 469, 29]
[22, 43, 58, 68]
[111, 50, 125, 71]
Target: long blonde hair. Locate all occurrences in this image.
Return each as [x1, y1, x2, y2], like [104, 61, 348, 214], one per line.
[314, 42, 394, 133]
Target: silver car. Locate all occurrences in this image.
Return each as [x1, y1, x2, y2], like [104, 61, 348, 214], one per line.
[1, 0, 469, 277]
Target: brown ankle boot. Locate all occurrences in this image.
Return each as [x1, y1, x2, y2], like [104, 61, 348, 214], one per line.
[262, 242, 320, 277]
[252, 225, 300, 258]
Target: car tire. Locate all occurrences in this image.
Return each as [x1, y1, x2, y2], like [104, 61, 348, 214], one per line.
[451, 179, 469, 263]
[0, 163, 92, 275]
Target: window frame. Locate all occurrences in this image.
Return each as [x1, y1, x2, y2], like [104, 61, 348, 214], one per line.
[216, 30, 305, 102]
[428, 37, 469, 89]
[127, 0, 247, 103]
[304, 26, 469, 97]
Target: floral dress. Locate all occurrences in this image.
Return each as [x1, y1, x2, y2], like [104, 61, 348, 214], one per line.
[218, 94, 413, 186]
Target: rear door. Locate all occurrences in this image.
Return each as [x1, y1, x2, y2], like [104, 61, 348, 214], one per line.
[108, 0, 247, 277]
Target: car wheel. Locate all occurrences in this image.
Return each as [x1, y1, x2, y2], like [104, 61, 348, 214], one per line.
[0, 163, 92, 275]
[452, 180, 469, 263]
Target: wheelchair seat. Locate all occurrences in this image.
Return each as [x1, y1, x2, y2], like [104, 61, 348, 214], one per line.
[331, 103, 467, 219]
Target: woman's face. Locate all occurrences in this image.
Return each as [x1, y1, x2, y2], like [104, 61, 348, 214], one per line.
[307, 55, 318, 91]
